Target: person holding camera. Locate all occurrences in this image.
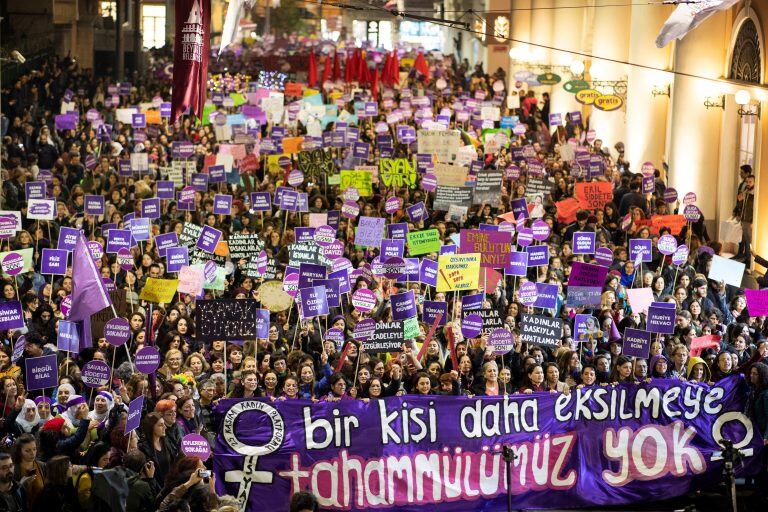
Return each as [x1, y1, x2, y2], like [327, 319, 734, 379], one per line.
[157, 457, 218, 512]
[123, 450, 160, 512]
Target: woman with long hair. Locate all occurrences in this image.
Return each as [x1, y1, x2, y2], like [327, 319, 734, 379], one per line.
[137, 411, 179, 486]
[12, 433, 46, 509]
[31, 455, 79, 512]
[608, 356, 636, 384]
[543, 362, 569, 393]
[229, 370, 261, 399]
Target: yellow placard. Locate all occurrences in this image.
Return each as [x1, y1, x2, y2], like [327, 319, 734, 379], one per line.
[437, 253, 480, 292]
[266, 154, 288, 175]
[340, 169, 373, 197]
[139, 278, 179, 303]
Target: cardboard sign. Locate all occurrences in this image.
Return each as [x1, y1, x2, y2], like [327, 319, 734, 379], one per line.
[139, 278, 179, 303]
[745, 288, 768, 316]
[459, 230, 512, 269]
[25, 355, 59, 390]
[708, 255, 745, 288]
[519, 314, 563, 348]
[407, 229, 441, 256]
[575, 182, 613, 210]
[364, 321, 405, 353]
[569, 261, 609, 288]
[437, 253, 480, 292]
[647, 304, 675, 334]
[623, 328, 651, 359]
[196, 299, 264, 340]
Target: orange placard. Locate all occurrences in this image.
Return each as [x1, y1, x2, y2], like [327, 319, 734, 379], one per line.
[144, 110, 162, 124]
[214, 241, 230, 257]
[650, 214, 687, 235]
[281, 137, 304, 155]
[285, 82, 304, 97]
[555, 197, 581, 224]
[575, 182, 613, 210]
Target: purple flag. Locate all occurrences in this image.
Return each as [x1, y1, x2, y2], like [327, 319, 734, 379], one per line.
[69, 234, 113, 351]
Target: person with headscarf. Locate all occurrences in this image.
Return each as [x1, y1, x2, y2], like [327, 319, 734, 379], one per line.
[15, 398, 42, 434]
[35, 396, 53, 423]
[53, 382, 76, 416]
[87, 391, 114, 430]
[61, 395, 99, 453]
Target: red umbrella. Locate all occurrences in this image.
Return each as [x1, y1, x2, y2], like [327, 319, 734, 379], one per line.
[307, 52, 318, 88]
[321, 54, 332, 85]
[332, 52, 341, 82]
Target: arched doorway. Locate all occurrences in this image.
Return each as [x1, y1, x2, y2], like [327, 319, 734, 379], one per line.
[729, 18, 761, 170]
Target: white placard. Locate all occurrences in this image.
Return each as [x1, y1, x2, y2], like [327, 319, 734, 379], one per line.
[708, 255, 745, 288]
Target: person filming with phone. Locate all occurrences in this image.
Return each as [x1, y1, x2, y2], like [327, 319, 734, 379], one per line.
[156, 457, 218, 512]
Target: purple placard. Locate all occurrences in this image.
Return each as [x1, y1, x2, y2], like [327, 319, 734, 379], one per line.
[647, 305, 676, 334]
[298, 263, 326, 289]
[534, 283, 559, 310]
[505, 251, 528, 276]
[422, 301, 448, 325]
[196, 226, 223, 253]
[594, 247, 614, 267]
[328, 269, 351, 295]
[461, 292, 484, 311]
[254, 308, 270, 339]
[297, 286, 329, 319]
[157, 181, 175, 199]
[406, 202, 428, 223]
[629, 238, 653, 263]
[526, 245, 549, 267]
[390, 290, 417, 320]
[25, 355, 58, 390]
[181, 433, 211, 461]
[510, 198, 528, 220]
[141, 198, 161, 219]
[57, 320, 80, 353]
[314, 279, 341, 308]
[296, 227, 316, 244]
[25, 181, 46, 200]
[165, 247, 189, 272]
[125, 396, 145, 435]
[135, 346, 161, 373]
[569, 261, 610, 288]
[572, 232, 596, 254]
[84, 195, 105, 216]
[355, 217, 386, 248]
[462, 313, 483, 338]
[104, 317, 131, 346]
[250, 192, 272, 211]
[0, 301, 24, 330]
[214, 194, 233, 215]
[129, 217, 151, 241]
[420, 259, 438, 286]
[387, 223, 409, 240]
[381, 238, 405, 259]
[155, 232, 179, 257]
[41, 248, 68, 275]
[82, 360, 111, 388]
[623, 328, 652, 359]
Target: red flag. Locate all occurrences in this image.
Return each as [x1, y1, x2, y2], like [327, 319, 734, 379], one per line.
[344, 51, 354, 83]
[321, 54, 332, 85]
[371, 66, 379, 99]
[382, 52, 391, 86]
[171, 0, 211, 123]
[413, 52, 430, 82]
[390, 51, 400, 87]
[332, 52, 341, 82]
[307, 51, 318, 88]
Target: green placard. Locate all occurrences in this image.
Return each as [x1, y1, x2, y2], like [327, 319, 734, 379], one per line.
[407, 229, 441, 256]
[404, 317, 420, 339]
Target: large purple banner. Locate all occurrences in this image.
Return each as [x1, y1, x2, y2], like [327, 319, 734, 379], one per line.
[214, 376, 762, 511]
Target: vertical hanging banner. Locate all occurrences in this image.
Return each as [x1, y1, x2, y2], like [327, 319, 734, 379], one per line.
[214, 376, 762, 512]
[171, 0, 212, 122]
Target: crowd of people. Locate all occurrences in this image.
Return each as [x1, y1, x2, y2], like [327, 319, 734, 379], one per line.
[0, 35, 767, 512]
